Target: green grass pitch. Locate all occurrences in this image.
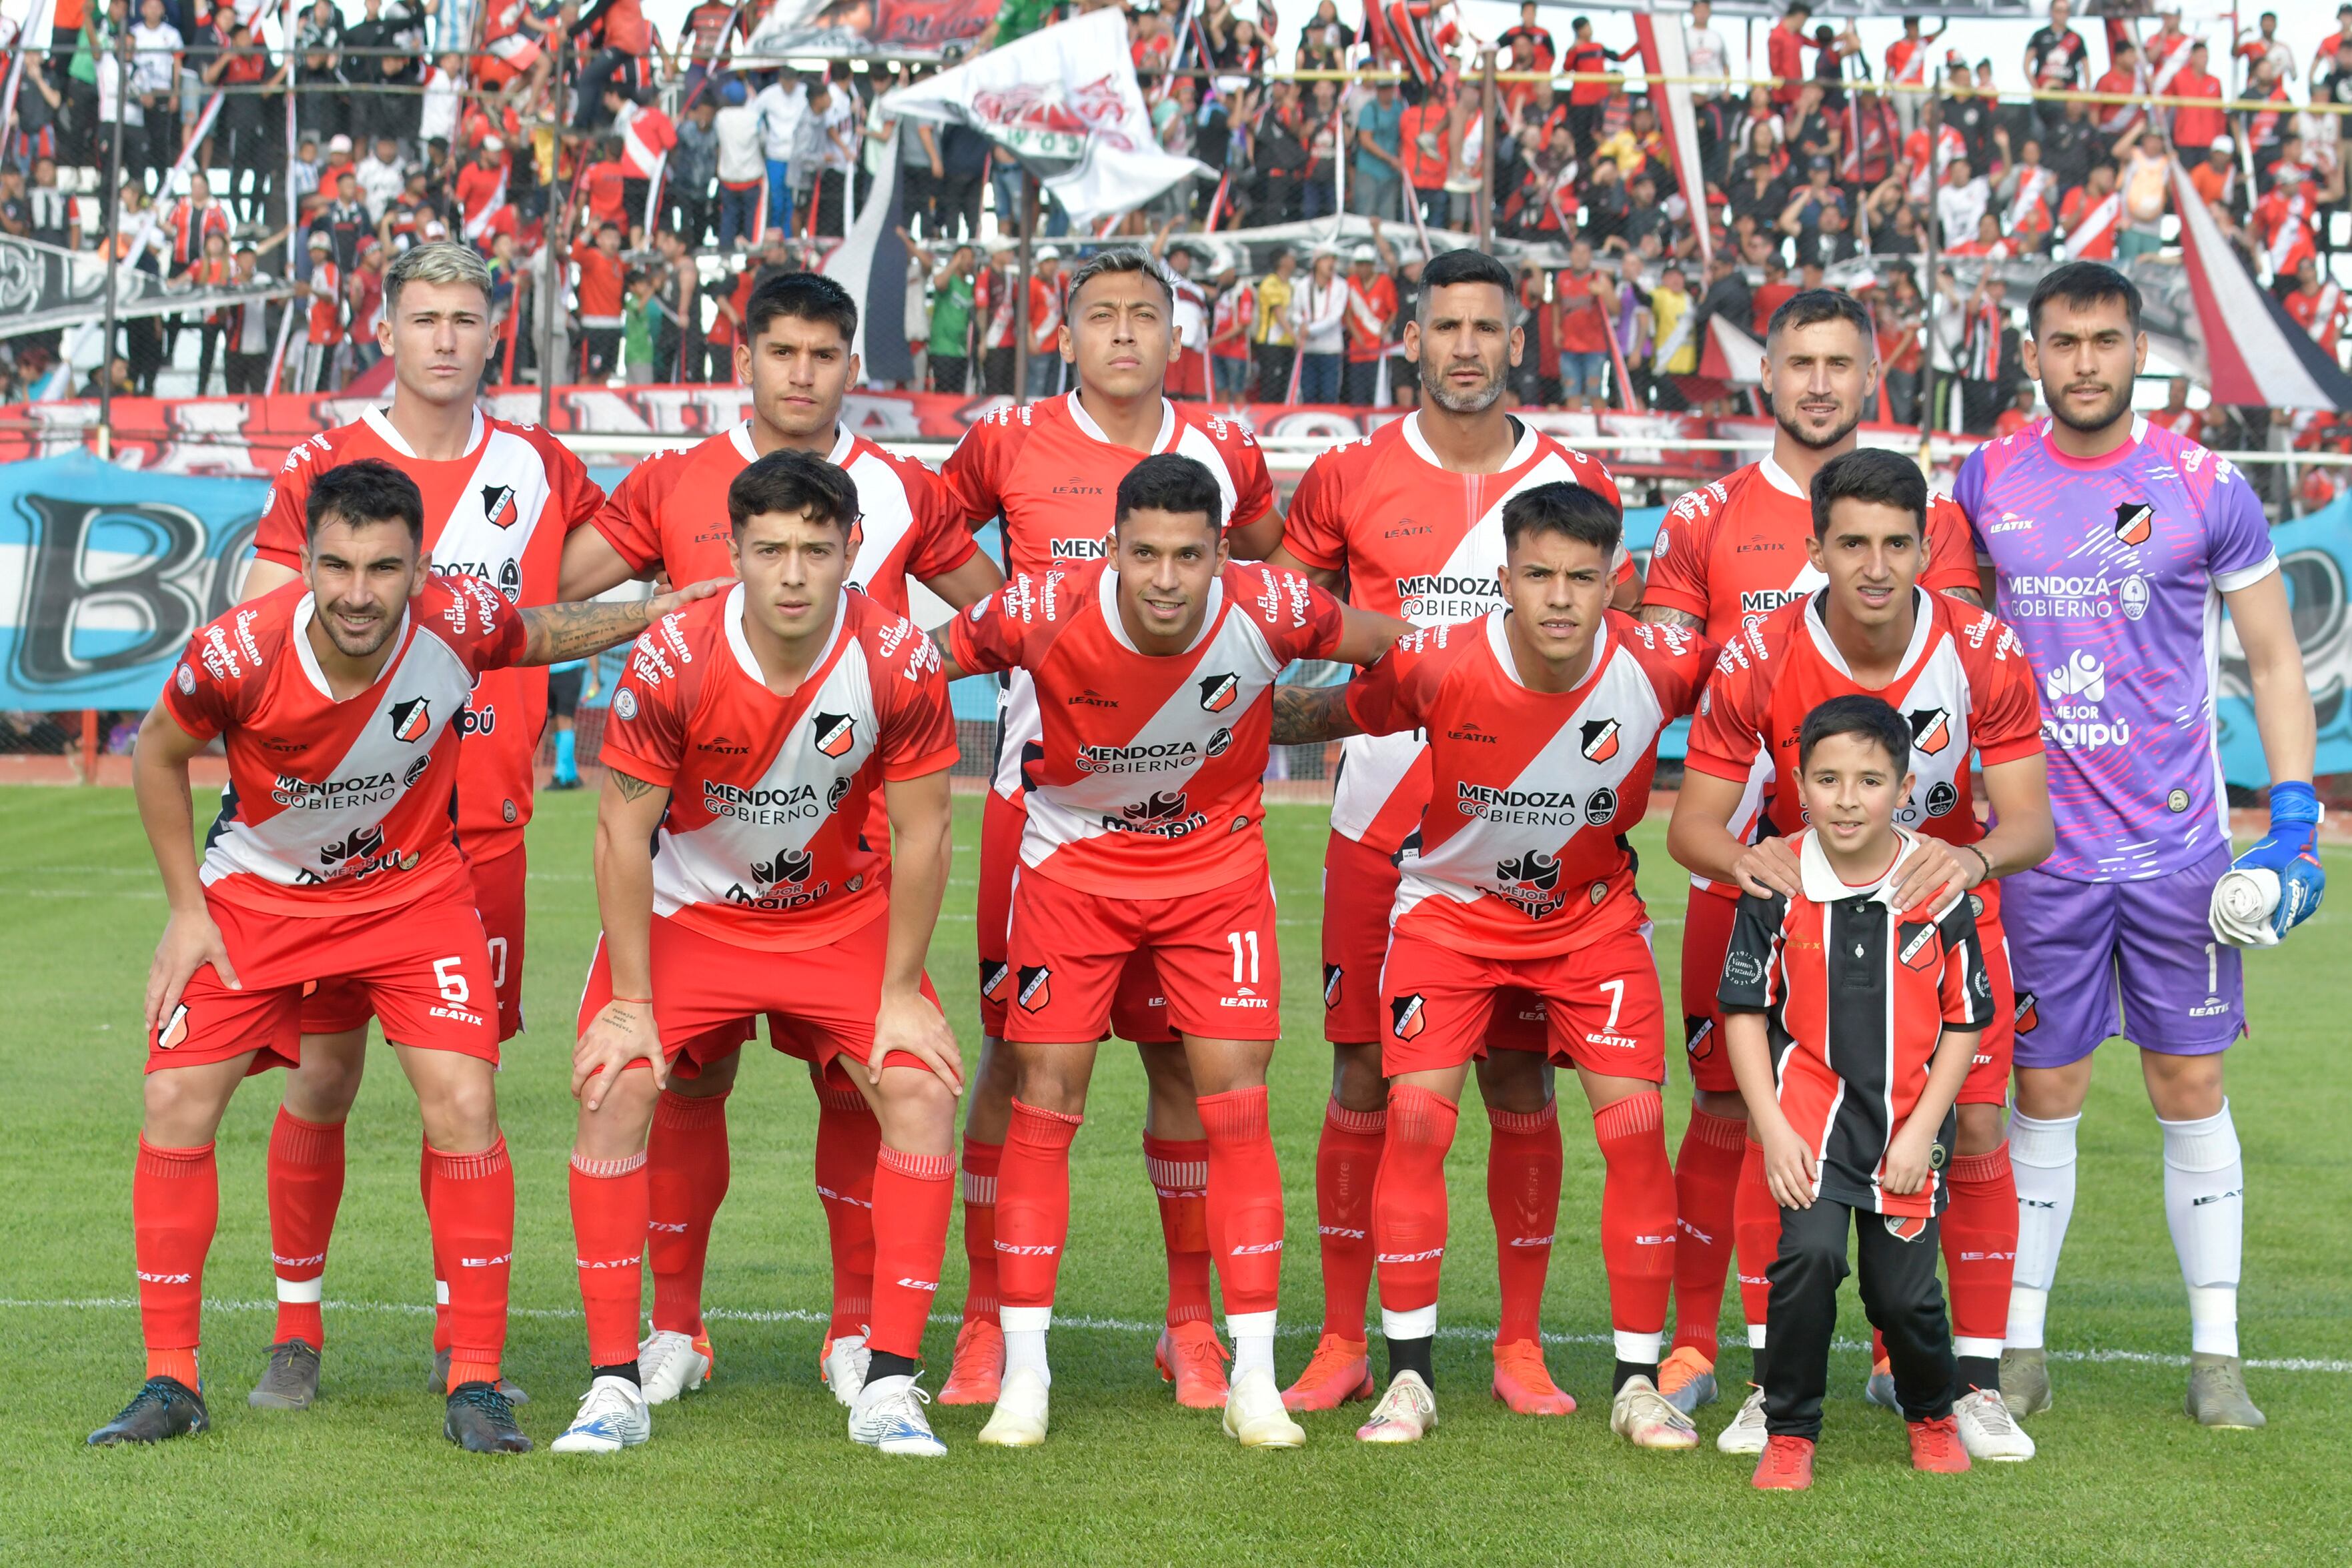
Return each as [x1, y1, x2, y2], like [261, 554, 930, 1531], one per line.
[2, 786, 2347, 1565]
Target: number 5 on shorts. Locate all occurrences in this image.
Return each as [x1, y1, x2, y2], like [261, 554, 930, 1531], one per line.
[433, 956, 471, 1004]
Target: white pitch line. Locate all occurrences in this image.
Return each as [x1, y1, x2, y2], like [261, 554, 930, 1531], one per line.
[3, 1297, 2344, 1374]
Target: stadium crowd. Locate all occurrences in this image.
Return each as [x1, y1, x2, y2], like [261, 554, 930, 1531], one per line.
[0, 0, 2347, 435]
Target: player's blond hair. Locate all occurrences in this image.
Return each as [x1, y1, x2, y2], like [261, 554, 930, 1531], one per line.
[384, 241, 495, 315]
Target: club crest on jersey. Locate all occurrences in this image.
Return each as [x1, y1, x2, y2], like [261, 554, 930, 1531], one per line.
[2015, 991, 2040, 1033]
[1580, 718, 1621, 763]
[2113, 500, 2153, 546]
[1390, 993, 1426, 1040]
[752, 846, 815, 887]
[480, 483, 520, 529]
[388, 696, 432, 743]
[812, 712, 856, 758]
[1199, 672, 1239, 712]
[1897, 920, 1940, 973]
[1017, 964, 1053, 1010]
[1323, 964, 1343, 1008]
[1907, 707, 1952, 756]
[980, 960, 1011, 1001]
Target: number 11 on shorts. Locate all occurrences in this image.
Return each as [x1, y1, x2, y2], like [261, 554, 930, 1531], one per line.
[1227, 930, 1260, 984]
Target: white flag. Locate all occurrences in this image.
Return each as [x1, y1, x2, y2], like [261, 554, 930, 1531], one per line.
[880, 7, 1213, 225]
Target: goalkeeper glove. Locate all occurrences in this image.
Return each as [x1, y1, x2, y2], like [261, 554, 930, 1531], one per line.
[2230, 780, 2325, 939]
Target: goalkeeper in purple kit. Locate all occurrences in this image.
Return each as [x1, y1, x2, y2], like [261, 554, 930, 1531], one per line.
[1956, 262, 2321, 1431]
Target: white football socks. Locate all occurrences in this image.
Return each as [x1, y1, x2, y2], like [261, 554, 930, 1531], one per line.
[2161, 1100, 2244, 1359]
[1001, 1305, 1052, 1387]
[2005, 1110, 2080, 1349]
[1229, 1311, 1277, 1381]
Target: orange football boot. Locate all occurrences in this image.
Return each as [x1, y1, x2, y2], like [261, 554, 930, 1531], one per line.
[938, 1318, 1004, 1406]
[1753, 1433, 1816, 1490]
[1154, 1321, 1232, 1409]
[1282, 1335, 1375, 1411]
[1491, 1339, 1577, 1415]
[1908, 1415, 1972, 1473]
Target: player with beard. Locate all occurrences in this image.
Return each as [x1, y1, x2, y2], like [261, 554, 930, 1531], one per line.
[1636, 290, 1984, 1422]
[1264, 247, 1638, 1417]
[1671, 448, 2053, 1461]
[91, 461, 718, 1450]
[1956, 263, 2319, 1429]
[935, 249, 1284, 1411]
[237, 243, 605, 1411]
[933, 454, 1407, 1450]
[1269, 482, 1714, 1450]
[554, 271, 1002, 1413]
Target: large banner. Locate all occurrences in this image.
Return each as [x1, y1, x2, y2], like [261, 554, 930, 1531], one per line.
[744, 0, 1001, 59]
[0, 232, 292, 341]
[2217, 500, 2352, 785]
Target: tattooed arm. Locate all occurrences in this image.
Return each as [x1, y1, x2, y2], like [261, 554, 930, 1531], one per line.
[927, 627, 973, 684]
[518, 577, 732, 666]
[1271, 682, 1364, 746]
[1637, 604, 1706, 631]
[574, 765, 672, 1109]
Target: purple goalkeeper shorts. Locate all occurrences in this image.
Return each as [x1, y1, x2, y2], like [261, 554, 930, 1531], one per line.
[2003, 842, 2247, 1071]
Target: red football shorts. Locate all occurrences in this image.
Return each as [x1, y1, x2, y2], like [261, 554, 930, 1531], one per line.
[302, 835, 528, 1042]
[1323, 828, 1546, 1052]
[575, 904, 944, 1076]
[148, 883, 500, 1073]
[1381, 924, 1668, 1082]
[1961, 900, 2015, 1106]
[1679, 887, 1741, 1094]
[1005, 866, 1281, 1044]
[979, 788, 1171, 1043]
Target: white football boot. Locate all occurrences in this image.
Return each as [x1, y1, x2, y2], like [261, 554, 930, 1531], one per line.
[822, 1332, 871, 1409]
[1222, 1365, 1306, 1449]
[1610, 1375, 1700, 1449]
[1716, 1385, 1769, 1455]
[1955, 1387, 2037, 1461]
[1355, 1371, 1438, 1444]
[636, 1329, 712, 1406]
[975, 1367, 1051, 1448]
[849, 1374, 947, 1457]
[550, 1375, 650, 1454]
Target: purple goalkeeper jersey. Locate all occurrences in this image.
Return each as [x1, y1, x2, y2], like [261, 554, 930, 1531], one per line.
[1956, 416, 2278, 884]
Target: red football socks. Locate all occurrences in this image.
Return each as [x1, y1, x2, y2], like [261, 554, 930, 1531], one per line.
[135, 1138, 216, 1386]
[1734, 1136, 1779, 1335]
[867, 1146, 955, 1359]
[1486, 1100, 1562, 1346]
[569, 1150, 650, 1368]
[997, 1098, 1082, 1310]
[1143, 1134, 1215, 1327]
[646, 1088, 730, 1337]
[1197, 1086, 1285, 1317]
[1942, 1142, 2020, 1359]
[812, 1066, 880, 1339]
[428, 1137, 514, 1391]
[1314, 1099, 1385, 1340]
[1372, 1086, 1458, 1322]
[1595, 1091, 1676, 1338]
[420, 1137, 449, 1356]
[959, 1138, 1003, 1325]
[267, 1108, 344, 1349]
[1668, 1106, 1746, 1360]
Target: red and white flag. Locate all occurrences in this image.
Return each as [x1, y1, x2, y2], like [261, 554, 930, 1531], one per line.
[1700, 311, 1765, 385]
[1633, 12, 1711, 263]
[2169, 158, 2352, 410]
[2062, 189, 2121, 259]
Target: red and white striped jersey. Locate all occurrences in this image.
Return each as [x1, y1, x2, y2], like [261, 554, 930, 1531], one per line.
[165, 574, 527, 917]
[947, 559, 1347, 896]
[617, 102, 676, 179]
[1686, 588, 2042, 915]
[1281, 412, 1629, 852]
[1027, 273, 1065, 355]
[598, 586, 959, 952]
[592, 422, 978, 620]
[1345, 609, 1712, 957]
[938, 392, 1277, 800]
[1717, 829, 1996, 1218]
[254, 408, 605, 850]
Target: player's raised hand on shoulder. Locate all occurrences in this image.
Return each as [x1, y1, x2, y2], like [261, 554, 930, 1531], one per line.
[146, 908, 239, 1034]
[1730, 836, 1802, 900]
[645, 576, 733, 618]
[1890, 834, 1971, 918]
[574, 996, 666, 1108]
[870, 984, 962, 1094]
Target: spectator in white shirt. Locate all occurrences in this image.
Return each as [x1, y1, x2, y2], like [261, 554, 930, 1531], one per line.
[356, 135, 406, 221]
[754, 75, 807, 232]
[1935, 155, 1991, 245]
[714, 79, 766, 249]
[1287, 249, 1349, 401]
[1684, 0, 1731, 98]
[127, 0, 182, 179]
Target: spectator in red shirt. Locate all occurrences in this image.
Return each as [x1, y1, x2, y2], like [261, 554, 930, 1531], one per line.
[2169, 43, 2226, 162]
[583, 139, 631, 232]
[1750, 251, 1796, 337]
[1552, 238, 1612, 412]
[572, 219, 628, 380]
[1498, 2, 1554, 71]
[1564, 17, 1634, 164]
[1768, 1, 1812, 109]
[576, 0, 654, 131]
